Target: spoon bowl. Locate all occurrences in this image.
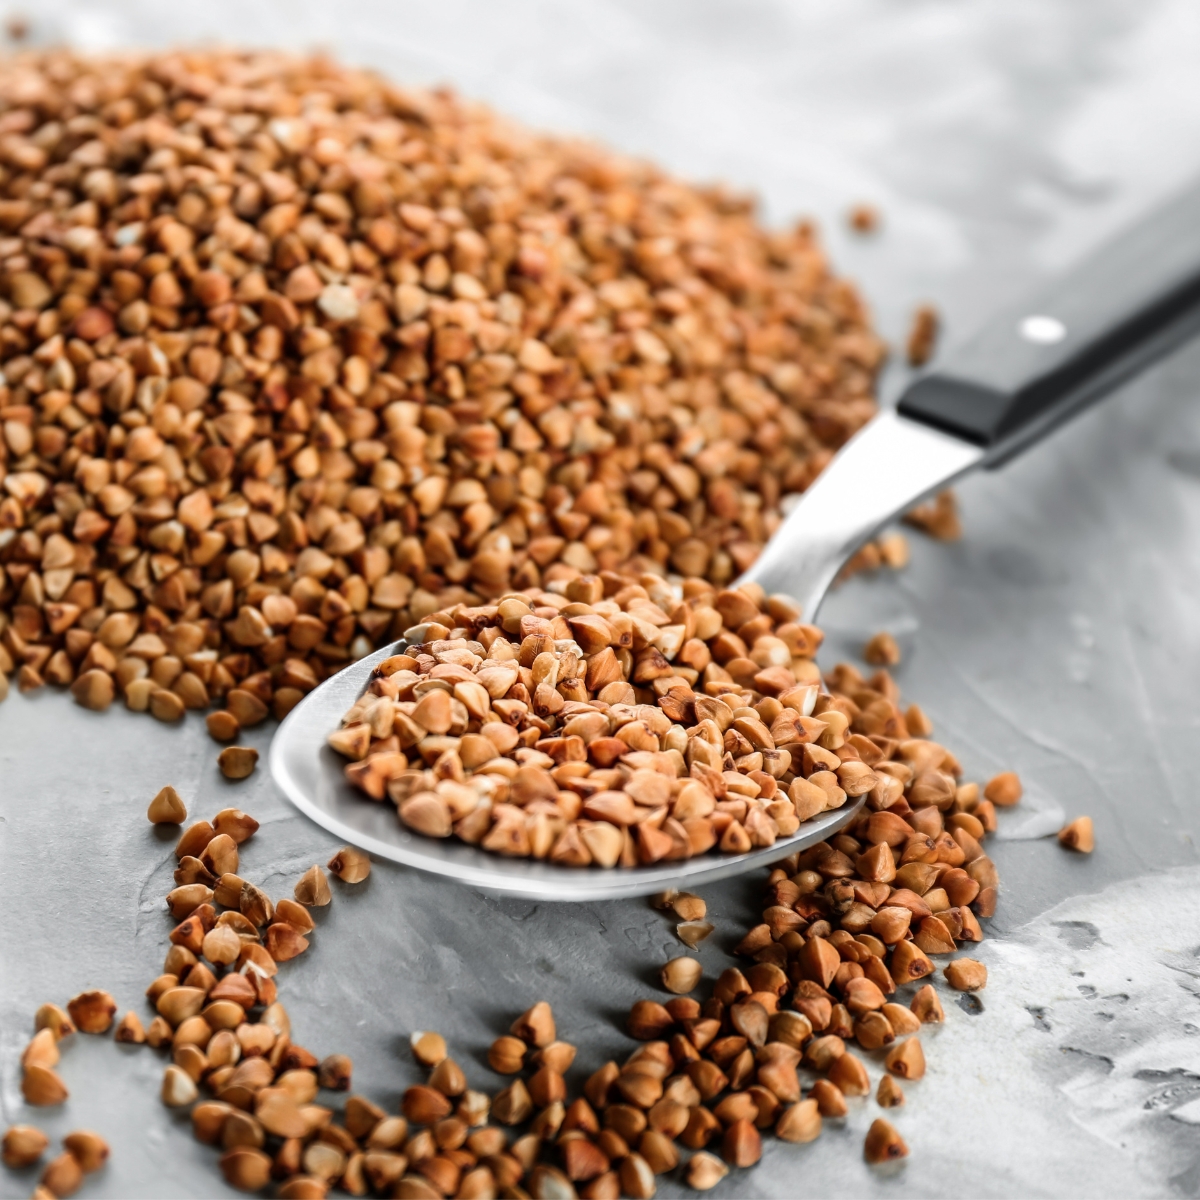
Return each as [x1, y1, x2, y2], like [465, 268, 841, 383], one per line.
[271, 642, 864, 902]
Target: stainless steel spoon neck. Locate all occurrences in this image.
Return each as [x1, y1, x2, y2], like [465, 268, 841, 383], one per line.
[738, 410, 984, 618]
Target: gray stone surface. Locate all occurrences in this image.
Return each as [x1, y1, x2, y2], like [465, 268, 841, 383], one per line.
[4, 0, 1200, 1195]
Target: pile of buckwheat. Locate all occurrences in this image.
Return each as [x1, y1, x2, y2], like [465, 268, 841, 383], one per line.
[0, 47, 897, 736]
[329, 575, 947, 870]
[4, 750, 1014, 1198]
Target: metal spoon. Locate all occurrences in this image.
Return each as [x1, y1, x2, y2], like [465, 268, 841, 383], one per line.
[272, 179, 1200, 900]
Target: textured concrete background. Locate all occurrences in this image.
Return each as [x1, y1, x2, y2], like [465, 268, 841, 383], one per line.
[3, 1, 1200, 1196]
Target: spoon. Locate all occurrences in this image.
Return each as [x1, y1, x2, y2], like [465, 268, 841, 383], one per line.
[272, 178, 1200, 900]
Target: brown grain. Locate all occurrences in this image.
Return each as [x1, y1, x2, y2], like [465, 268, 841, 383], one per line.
[863, 631, 900, 667]
[904, 489, 960, 540]
[62, 1130, 109, 1173]
[1058, 815, 1094, 853]
[944, 958, 987, 991]
[147, 784, 187, 824]
[847, 204, 881, 235]
[294, 864, 333, 907]
[217, 746, 258, 780]
[2, 1124, 48, 1168]
[660, 957, 702, 995]
[66, 990, 116, 1034]
[984, 771, 1022, 807]
[863, 1117, 908, 1163]
[41, 1152, 83, 1198]
[906, 303, 938, 366]
[327, 845, 370, 883]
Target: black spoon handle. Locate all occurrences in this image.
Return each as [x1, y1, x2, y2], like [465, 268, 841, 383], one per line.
[897, 180, 1200, 464]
